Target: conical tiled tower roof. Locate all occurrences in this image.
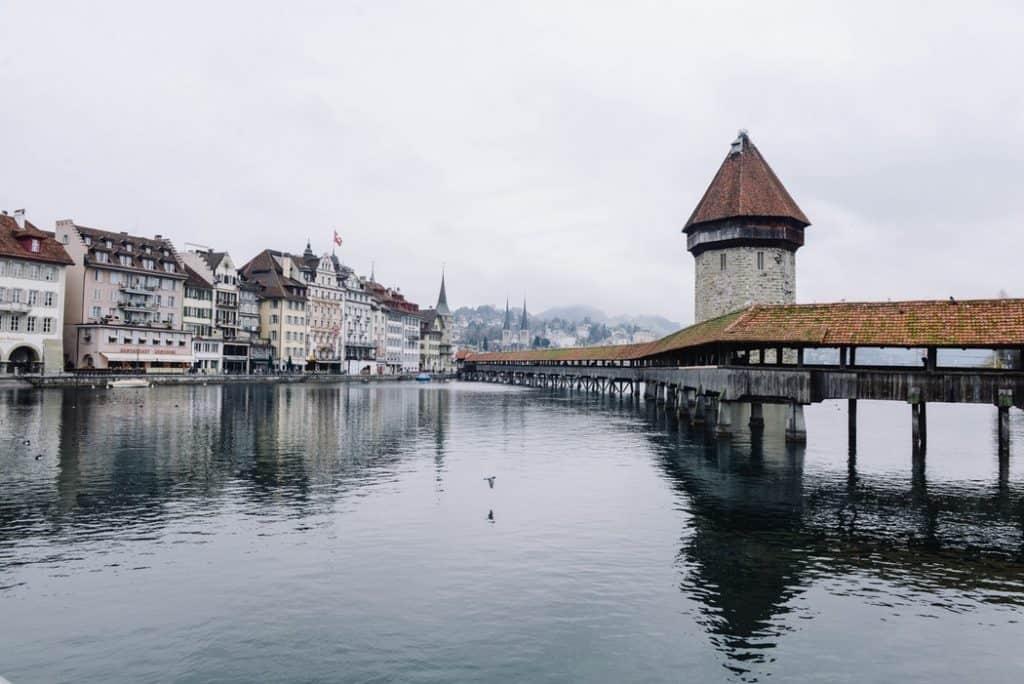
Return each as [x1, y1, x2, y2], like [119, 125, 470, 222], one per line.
[684, 131, 809, 232]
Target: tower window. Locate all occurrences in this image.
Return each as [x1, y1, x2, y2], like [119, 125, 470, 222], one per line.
[757, 251, 764, 270]
[719, 253, 727, 271]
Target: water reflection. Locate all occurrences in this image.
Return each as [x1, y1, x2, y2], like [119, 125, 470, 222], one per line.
[635, 400, 1024, 679]
[0, 385, 453, 569]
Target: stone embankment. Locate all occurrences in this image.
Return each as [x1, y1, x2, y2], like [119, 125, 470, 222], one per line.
[0, 373, 455, 390]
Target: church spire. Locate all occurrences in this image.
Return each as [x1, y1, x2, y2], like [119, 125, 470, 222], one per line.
[503, 298, 512, 331]
[436, 268, 451, 315]
[520, 298, 528, 330]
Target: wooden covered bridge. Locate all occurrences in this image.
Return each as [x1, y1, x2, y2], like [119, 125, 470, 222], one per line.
[459, 298, 1024, 456]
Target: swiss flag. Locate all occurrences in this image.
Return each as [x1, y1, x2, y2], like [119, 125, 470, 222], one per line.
[333, 230, 343, 246]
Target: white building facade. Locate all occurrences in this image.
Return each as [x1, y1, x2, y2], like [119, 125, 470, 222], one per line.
[0, 211, 73, 374]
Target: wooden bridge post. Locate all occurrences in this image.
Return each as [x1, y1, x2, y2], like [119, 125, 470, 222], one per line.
[716, 399, 735, 437]
[909, 388, 927, 454]
[785, 402, 807, 443]
[677, 388, 690, 418]
[666, 384, 677, 410]
[705, 394, 719, 432]
[997, 389, 1013, 459]
[693, 393, 706, 425]
[848, 398, 858, 455]
[749, 401, 764, 430]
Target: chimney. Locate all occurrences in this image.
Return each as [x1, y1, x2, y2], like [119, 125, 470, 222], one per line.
[13, 208, 26, 230]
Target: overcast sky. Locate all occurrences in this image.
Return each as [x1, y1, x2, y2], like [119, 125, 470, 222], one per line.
[1, 1, 1021, 323]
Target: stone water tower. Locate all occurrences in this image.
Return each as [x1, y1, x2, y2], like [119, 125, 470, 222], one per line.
[685, 131, 810, 323]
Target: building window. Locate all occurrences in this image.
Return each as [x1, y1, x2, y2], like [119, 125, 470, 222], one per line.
[43, 318, 53, 333]
[28, 290, 38, 306]
[719, 253, 727, 271]
[95, 251, 109, 264]
[10, 316, 19, 332]
[30, 238, 40, 253]
[757, 251, 764, 270]
[26, 317, 36, 332]
[91, 306, 102, 319]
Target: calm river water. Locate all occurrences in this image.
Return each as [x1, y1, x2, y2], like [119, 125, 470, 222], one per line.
[1, 382, 1023, 683]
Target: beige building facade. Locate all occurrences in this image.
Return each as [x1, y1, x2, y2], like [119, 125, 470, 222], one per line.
[55, 220, 192, 370]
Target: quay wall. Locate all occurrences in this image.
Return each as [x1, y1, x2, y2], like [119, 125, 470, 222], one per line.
[2, 373, 455, 390]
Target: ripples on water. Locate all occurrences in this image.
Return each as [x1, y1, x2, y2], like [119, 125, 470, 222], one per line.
[1, 383, 1022, 683]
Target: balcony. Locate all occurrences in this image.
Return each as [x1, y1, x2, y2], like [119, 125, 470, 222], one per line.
[120, 284, 157, 296]
[0, 301, 31, 314]
[119, 300, 159, 311]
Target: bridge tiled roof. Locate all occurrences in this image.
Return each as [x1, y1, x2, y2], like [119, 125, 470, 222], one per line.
[466, 298, 1024, 364]
[725, 299, 1024, 348]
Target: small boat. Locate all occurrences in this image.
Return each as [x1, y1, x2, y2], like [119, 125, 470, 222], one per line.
[415, 373, 432, 382]
[108, 378, 151, 388]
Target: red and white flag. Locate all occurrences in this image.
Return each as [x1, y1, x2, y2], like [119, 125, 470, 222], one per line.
[333, 230, 343, 246]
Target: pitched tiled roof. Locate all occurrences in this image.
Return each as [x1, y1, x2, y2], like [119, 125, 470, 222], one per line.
[684, 132, 810, 231]
[467, 298, 1024, 364]
[202, 251, 226, 271]
[184, 264, 213, 289]
[73, 223, 186, 276]
[0, 215, 74, 266]
[239, 249, 307, 301]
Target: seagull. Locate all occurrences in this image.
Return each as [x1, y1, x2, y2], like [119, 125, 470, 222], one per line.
[34, 454, 43, 460]
[483, 476, 496, 489]
[487, 509, 495, 523]
[22, 439, 30, 446]
[949, 296, 956, 303]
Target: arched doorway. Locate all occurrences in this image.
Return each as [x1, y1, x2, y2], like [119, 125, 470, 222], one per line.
[7, 346, 40, 374]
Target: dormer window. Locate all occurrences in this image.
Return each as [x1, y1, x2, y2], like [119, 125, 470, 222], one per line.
[119, 255, 131, 266]
[105, 240, 112, 249]
[95, 251, 110, 264]
[142, 258, 155, 270]
[125, 243, 133, 253]
[144, 246, 151, 255]
[163, 263, 176, 273]
[30, 239, 40, 253]
[84, 236, 92, 246]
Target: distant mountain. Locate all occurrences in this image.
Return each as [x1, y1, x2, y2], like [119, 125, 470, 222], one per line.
[535, 306, 681, 335]
[535, 305, 607, 323]
[607, 314, 682, 335]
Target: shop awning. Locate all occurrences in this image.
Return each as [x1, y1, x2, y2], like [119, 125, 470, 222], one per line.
[101, 352, 193, 363]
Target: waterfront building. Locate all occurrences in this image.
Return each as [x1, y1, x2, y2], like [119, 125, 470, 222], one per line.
[298, 243, 345, 373]
[685, 130, 810, 323]
[55, 219, 193, 371]
[419, 272, 454, 373]
[419, 311, 442, 371]
[238, 279, 273, 373]
[366, 279, 420, 374]
[182, 248, 250, 373]
[239, 250, 309, 371]
[0, 210, 73, 374]
[182, 265, 221, 373]
[335, 262, 376, 375]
